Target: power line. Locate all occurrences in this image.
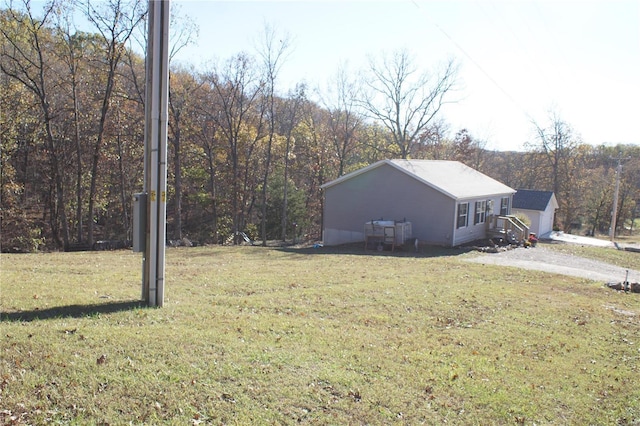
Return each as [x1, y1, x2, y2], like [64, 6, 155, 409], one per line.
[410, 0, 536, 124]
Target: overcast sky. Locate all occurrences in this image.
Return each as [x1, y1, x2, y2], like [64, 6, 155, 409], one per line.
[125, 1, 633, 152]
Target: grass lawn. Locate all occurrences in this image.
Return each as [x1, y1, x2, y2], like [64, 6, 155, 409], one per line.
[1, 244, 639, 425]
[545, 239, 640, 269]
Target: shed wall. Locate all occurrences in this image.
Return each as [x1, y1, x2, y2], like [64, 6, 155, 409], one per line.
[513, 209, 541, 236]
[539, 208, 555, 236]
[513, 207, 554, 236]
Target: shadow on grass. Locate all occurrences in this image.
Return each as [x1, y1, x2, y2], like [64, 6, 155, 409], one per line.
[276, 243, 475, 258]
[1, 300, 145, 322]
[179, 242, 477, 259]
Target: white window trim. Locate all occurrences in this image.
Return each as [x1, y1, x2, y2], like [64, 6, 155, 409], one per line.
[500, 197, 510, 216]
[475, 200, 486, 225]
[457, 202, 469, 229]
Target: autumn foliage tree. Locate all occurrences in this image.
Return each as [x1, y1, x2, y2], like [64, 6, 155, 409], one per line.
[1, 3, 637, 251]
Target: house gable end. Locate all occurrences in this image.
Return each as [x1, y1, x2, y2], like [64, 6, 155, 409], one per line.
[320, 160, 390, 190]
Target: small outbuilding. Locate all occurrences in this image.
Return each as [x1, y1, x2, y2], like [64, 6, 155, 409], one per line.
[512, 189, 558, 237]
[321, 159, 517, 247]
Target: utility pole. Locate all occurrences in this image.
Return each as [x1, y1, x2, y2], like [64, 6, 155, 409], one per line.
[609, 152, 629, 242]
[141, 0, 170, 307]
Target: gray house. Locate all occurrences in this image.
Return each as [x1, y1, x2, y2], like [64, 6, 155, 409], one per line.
[321, 159, 516, 247]
[512, 189, 558, 237]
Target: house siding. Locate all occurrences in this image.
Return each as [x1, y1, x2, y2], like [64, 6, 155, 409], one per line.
[322, 160, 516, 248]
[323, 164, 455, 246]
[452, 195, 512, 246]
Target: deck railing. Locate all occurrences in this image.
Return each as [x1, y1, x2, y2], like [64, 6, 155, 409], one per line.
[486, 215, 530, 244]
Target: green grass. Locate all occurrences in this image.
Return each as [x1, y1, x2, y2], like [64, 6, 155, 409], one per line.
[544, 240, 640, 270]
[1, 245, 639, 425]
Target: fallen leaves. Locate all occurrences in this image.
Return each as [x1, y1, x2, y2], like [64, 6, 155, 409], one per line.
[220, 393, 235, 403]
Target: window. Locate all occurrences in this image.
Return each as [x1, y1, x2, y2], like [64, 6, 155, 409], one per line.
[457, 202, 469, 229]
[486, 199, 494, 216]
[500, 197, 510, 216]
[475, 200, 486, 224]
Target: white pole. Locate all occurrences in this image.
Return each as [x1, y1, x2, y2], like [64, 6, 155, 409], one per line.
[147, 0, 159, 306]
[156, 0, 170, 306]
[143, 0, 169, 307]
[141, 1, 154, 302]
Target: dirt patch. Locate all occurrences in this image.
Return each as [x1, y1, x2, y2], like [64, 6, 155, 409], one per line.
[465, 244, 640, 284]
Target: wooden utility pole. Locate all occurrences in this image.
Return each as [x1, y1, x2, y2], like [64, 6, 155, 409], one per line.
[142, 0, 170, 307]
[609, 152, 630, 242]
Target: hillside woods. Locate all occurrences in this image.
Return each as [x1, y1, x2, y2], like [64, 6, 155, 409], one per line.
[1, 4, 638, 252]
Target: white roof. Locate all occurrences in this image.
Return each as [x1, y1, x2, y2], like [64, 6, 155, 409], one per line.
[321, 159, 515, 200]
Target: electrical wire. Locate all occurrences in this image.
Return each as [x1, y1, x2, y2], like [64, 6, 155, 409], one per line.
[410, 0, 536, 123]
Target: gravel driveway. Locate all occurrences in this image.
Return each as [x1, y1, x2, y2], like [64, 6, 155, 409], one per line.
[465, 245, 640, 284]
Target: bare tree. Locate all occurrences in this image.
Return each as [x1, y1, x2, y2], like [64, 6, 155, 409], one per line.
[531, 110, 577, 196]
[256, 23, 292, 245]
[323, 63, 363, 178]
[279, 84, 305, 241]
[206, 53, 265, 244]
[197, 107, 221, 243]
[168, 2, 198, 62]
[360, 50, 458, 159]
[52, 2, 86, 244]
[530, 110, 581, 231]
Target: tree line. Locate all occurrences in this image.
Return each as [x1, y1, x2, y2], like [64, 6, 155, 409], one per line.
[1, 1, 638, 252]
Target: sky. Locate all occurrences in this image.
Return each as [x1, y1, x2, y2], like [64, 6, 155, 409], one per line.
[168, 0, 640, 152]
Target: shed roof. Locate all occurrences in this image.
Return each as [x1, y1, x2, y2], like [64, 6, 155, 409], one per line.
[512, 189, 557, 211]
[321, 159, 515, 200]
